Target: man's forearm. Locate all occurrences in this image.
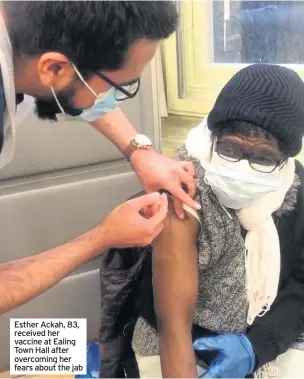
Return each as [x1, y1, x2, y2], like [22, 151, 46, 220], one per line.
[0, 225, 108, 314]
[91, 108, 137, 154]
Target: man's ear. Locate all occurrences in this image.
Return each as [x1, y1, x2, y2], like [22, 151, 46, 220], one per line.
[37, 52, 75, 89]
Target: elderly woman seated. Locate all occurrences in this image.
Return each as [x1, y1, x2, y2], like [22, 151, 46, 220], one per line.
[99, 64, 304, 378]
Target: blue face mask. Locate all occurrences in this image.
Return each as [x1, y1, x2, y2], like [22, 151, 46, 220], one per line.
[77, 87, 119, 122]
[53, 64, 119, 123]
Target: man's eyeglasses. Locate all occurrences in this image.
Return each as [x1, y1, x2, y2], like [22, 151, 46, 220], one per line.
[96, 72, 140, 101]
[215, 140, 285, 173]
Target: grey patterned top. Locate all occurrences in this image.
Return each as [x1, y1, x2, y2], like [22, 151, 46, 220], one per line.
[132, 144, 304, 356]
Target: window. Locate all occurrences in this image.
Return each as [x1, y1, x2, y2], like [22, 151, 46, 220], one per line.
[163, 0, 304, 117]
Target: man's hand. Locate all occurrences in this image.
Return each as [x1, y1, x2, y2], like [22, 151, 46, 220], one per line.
[91, 110, 199, 218]
[101, 192, 168, 248]
[130, 149, 200, 219]
[0, 192, 167, 314]
[193, 334, 256, 378]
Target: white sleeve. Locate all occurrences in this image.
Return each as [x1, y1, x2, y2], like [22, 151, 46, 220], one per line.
[182, 204, 201, 226]
[15, 95, 35, 125]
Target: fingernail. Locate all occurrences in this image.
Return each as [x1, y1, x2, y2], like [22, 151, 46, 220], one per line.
[195, 203, 201, 210]
[179, 213, 185, 219]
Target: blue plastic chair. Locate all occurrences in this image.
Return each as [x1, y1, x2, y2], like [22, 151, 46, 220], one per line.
[75, 340, 100, 378]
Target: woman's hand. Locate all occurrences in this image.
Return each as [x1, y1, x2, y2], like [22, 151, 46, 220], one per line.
[194, 334, 256, 378]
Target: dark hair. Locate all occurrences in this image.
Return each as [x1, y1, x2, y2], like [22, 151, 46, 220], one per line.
[3, 1, 178, 73]
[211, 120, 288, 155]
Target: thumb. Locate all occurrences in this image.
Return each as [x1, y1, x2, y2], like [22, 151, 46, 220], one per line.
[129, 192, 161, 210]
[193, 335, 226, 352]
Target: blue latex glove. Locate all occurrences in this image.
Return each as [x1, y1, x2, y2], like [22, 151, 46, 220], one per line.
[193, 334, 255, 378]
[75, 341, 100, 378]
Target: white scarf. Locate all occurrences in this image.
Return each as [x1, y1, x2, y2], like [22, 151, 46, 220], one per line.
[184, 118, 295, 324]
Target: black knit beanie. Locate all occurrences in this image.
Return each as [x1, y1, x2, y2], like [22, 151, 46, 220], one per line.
[207, 64, 304, 157]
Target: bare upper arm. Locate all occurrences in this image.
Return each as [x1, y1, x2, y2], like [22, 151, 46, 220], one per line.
[153, 200, 200, 250]
[152, 199, 199, 329]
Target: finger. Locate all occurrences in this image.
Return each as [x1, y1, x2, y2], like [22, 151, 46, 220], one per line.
[181, 161, 196, 177]
[168, 183, 200, 211]
[139, 223, 164, 247]
[179, 169, 197, 198]
[151, 223, 164, 240]
[129, 192, 161, 210]
[186, 177, 196, 199]
[148, 193, 168, 228]
[173, 198, 185, 220]
[150, 202, 160, 217]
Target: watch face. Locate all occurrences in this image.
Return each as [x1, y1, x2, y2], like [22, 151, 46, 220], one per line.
[135, 134, 152, 146]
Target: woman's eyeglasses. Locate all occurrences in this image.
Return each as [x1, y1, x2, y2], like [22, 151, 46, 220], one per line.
[96, 72, 140, 101]
[216, 140, 284, 173]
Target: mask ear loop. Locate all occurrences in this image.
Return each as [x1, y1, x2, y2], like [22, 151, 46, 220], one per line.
[205, 135, 217, 174]
[50, 63, 99, 115]
[204, 135, 233, 219]
[212, 136, 216, 152]
[278, 155, 288, 171]
[50, 87, 66, 114]
[204, 138, 214, 186]
[72, 63, 99, 98]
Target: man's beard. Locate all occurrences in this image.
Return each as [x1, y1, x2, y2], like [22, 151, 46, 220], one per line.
[34, 86, 82, 121]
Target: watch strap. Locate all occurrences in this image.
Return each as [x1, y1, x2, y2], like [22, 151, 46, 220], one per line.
[124, 138, 153, 161]
[124, 139, 138, 161]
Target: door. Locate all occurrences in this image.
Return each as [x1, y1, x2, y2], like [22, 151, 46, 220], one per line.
[0, 61, 161, 370]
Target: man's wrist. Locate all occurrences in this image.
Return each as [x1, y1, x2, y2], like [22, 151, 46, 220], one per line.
[79, 224, 110, 258]
[129, 146, 156, 165]
[124, 134, 153, 162]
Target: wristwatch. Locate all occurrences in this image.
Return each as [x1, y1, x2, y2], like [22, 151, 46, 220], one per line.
[124, 134, 153, 161]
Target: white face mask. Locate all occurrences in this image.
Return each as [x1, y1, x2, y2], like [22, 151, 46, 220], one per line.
[205, 153, 281, 209]
[52, 64, 119, 122]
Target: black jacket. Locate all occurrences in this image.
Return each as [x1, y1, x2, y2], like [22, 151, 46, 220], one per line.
[99, 161, 304, 377]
